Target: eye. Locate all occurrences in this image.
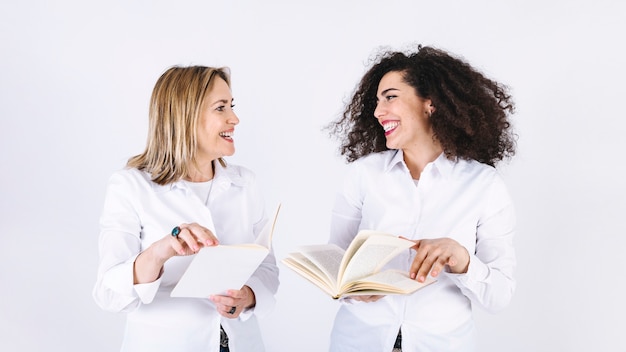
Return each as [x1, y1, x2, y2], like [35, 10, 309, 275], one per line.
[385, 95, 397, 101]
[215, 105, 226, 112]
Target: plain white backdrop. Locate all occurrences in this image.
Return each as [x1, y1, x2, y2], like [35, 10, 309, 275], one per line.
[1, 0, 625, 351]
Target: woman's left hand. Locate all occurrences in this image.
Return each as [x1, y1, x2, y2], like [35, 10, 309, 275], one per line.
[407, 237, 470, 283]
[349, 295, 384, 303]
[210, 285, 256, 318]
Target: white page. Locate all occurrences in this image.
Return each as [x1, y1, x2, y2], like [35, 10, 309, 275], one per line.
[255, 203, 281, 248]
[339, 231, 415, 286]
[170, 244, 268, 297]
[170, 204, 281, 297]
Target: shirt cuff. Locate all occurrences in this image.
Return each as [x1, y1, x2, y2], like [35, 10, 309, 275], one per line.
[446, 254, 489, 286]
[102, 253, 163, 305]
[243, 276, 276, 320]
[102, 258, 137, 297]
[133, 275, 163, 304]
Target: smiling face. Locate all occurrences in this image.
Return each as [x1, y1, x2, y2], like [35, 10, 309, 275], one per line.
[374, 71, 434, 151]
[196, 76, 239, 164]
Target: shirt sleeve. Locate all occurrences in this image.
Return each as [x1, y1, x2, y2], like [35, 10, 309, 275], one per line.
[241, 178, 279, 320]
[446, 174, 517, 313]
[329, 163, 363, 250]
[92, 171, 161, 313]
[242, 257, 279, 320]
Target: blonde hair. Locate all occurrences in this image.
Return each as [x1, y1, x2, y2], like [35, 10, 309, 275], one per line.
[127, 66, 231, 185]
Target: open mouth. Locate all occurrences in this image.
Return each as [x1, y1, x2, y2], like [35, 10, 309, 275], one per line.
[382, 121, 399, 135]
[219, 131, 233, 140]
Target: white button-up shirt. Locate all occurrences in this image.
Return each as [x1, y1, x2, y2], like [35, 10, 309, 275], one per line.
[328, 150, 516, 352]
[93, 162, 279, 352]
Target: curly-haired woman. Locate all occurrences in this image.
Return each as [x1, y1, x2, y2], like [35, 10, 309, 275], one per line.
[326, 45, 517, 352]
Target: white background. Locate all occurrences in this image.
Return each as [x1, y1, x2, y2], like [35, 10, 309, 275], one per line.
[1, 1, 625, 351]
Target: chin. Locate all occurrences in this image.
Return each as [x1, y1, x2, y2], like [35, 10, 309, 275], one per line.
[386, 142, 398, 150]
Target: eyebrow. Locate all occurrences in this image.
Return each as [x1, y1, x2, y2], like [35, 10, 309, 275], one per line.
[380, 88, 399, 95]
[376, 88, 399, 101]
[210, 98, 233, 106]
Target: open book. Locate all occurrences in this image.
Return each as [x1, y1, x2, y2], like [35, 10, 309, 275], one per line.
[282, 230, 436, 299]
[170, 204, 281, 298]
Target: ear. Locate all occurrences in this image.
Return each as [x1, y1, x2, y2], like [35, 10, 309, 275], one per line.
[425, 99, 435, 115]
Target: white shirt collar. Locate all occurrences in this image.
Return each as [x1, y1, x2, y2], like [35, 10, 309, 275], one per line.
[151, 160, 246, 194]
[384, 149, 456, 179]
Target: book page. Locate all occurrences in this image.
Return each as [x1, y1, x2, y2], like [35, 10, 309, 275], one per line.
[338, 230, 374, 274]
[339, 232, 415, 286]
[340, 269, 436, 297]
[254, 203, 281, 248]
[282, 253, 337, 297]
[171, 204, 281, 298]
[170, 244, 268, 297]
[296, 244, 345, 290]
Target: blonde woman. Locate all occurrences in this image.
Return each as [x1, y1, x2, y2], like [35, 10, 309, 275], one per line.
[93, 66, 278, 352]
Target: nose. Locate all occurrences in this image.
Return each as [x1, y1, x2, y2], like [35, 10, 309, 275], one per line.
[373, 101, 385, 120]
[229, 111, 240, 125]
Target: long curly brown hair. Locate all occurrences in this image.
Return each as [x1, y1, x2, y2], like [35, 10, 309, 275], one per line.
[327, 45, 517, 167]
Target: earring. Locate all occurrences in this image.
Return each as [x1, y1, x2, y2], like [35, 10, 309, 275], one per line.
[428, 104, 435, 117]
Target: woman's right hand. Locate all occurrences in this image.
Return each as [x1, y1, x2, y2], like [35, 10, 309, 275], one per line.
[166, 223, 219, 258]
[133, 223, 218, 284]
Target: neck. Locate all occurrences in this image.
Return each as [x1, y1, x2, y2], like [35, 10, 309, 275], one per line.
[402, 142, 442, 180]
[186, 160, 215, 182]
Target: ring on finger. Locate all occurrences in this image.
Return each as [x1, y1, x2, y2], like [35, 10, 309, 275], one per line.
[171, 226, 181, 237]
[228, 306, 236, 314]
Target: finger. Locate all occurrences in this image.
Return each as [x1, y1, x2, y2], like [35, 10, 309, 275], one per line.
[409, 247, 428, 280]
[367, 295, 384, 302]
[429, 256, 449, 278]
[229, 291, 250, 310]
[398, 235, 413, 242]
[447, 253, 470, 274]
[185, 223, 219, 247]
[409, 239, 422, 251]
[223, 305, 239, 319]
[353, 295, 383, 303]
[351, 295, 371, 302]
[211, 299, 239, 318]
[412, 242, 442, 282]
[210, 294, 235, 308]
[226, 288, 247, 301]
[415, 255, 436, 283]
[176, 227, 201, 252]
[213, 303, 233, 318]
[169, 234, 188, 256]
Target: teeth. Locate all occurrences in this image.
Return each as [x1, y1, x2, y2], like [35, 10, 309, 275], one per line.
[219, 131, 233, 138]
[383, 122, 399, 132]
